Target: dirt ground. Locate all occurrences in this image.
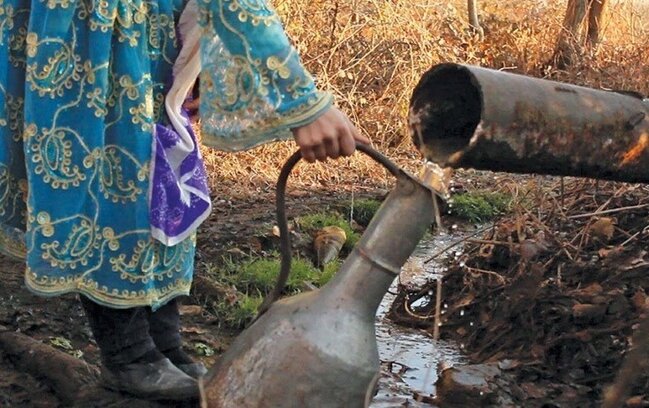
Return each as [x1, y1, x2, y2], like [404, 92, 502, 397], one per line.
[391, 177, 649, 407]
[3, 167, 649, 407]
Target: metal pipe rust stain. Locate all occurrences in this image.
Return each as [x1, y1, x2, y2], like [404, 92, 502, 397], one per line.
[409, 63, 649, 183]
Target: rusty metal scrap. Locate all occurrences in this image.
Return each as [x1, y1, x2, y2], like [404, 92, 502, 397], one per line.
[409, 63, 649, 183]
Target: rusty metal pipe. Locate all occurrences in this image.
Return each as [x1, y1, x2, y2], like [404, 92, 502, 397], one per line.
[409, 63, 649, 182]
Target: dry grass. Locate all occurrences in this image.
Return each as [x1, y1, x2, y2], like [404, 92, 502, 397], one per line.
[201, 0, 649, 195]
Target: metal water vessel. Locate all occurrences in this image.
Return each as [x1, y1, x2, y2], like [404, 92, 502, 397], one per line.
[201, 145, 437, 407]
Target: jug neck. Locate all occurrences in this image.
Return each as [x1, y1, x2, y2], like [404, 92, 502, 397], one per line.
[323, 172, 435, 316]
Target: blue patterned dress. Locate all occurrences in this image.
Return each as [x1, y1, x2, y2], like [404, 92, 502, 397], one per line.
[0, 0, 331, 308]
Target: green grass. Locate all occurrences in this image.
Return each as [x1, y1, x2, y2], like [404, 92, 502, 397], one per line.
[348, 198, 382, 226]
[450, 191, 512, 223]
[212, 293, 264, 330]
[297, 212, 360, 249]
[205, 256, 341, 329]
[233, 257, 330, 293]
[317, 260, 342, 286]
[200, 210, 360, 329]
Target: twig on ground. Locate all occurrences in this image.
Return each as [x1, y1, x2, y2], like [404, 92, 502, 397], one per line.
[568, 204, 649, 219]
[423, 225, 493, 264]
[433, 278, 442, 340]
[465, 266, 507, 285]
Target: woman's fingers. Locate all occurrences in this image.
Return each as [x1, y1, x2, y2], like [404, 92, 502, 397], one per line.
[339, 126, 356, 157]
[312, 143, 328, 162]
[324, 133, 341, 160]
[291, 106, 370, 162]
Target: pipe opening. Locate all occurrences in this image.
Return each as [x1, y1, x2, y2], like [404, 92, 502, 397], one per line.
[409, 64, 482, 165]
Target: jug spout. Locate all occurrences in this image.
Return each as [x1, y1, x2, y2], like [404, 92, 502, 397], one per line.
[322, 170, 436, 315]
[201, 168, 436, 407]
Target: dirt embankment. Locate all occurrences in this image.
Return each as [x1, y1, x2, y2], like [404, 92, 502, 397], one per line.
[391, 178, 649, 407]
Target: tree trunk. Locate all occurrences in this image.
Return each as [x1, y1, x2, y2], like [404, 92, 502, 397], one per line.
[553, 0, 589, 68]
[0, 327, 98, 405]
[0, 327, 189, 407]
[586, 0, 607, 47]
[552, 0, 607, 68]
[467, 0, 484, 38]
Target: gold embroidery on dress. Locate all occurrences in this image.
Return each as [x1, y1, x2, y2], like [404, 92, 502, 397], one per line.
[145, 2, 177, 64]
[30, 126, 89, 189]
[111, 238, 190, 283]
[39, 215, 100, 269]
[198, 0, 333, 149]
[97, 146, 146, 203]
[225, 0, 279, 27]
[25, 31, 84, 98]
[0, 0, 17, 49]
[42, 0, 73, 10]
[0, 165, 22, 220]
[0, 84, 8, 128]
[8, 26, 27, 68]
[26, 266, 192, 307]
[87, 87, 109, 117]
[7, 94, 24, 141]
[4, 0, 194, 307]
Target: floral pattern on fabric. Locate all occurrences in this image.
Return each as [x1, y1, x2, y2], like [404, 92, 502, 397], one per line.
[197, 0, 333, 151]
[0, 0, 200, 309]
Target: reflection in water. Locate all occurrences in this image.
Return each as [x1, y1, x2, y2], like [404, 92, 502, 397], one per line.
[370, 230, 474, 406]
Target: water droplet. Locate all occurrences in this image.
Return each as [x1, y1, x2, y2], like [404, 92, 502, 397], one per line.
[444, 303, 448, 309]
[460, 310, 465, 316]
[470, 322, 474, 326]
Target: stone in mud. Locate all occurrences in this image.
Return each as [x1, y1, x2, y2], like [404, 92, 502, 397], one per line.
[626, 395, 649, 407]
[435, 362, 512, 407]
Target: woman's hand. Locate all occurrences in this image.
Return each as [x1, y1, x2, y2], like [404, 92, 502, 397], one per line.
[291, 106, 370, 163]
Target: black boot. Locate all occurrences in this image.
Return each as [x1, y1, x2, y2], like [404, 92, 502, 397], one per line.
[148, 297, 207, 379]
[80, 296, 198, 400]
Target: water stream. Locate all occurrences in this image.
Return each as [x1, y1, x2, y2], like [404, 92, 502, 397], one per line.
[370, 228, 474, 406]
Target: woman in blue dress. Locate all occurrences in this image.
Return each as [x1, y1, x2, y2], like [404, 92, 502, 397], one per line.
[0, 0, 368, 399]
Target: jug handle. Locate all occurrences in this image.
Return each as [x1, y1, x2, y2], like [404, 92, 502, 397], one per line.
[256, 143, 402, 317]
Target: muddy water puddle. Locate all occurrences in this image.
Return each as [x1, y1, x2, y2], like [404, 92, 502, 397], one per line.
[371, 227, 477, 407]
